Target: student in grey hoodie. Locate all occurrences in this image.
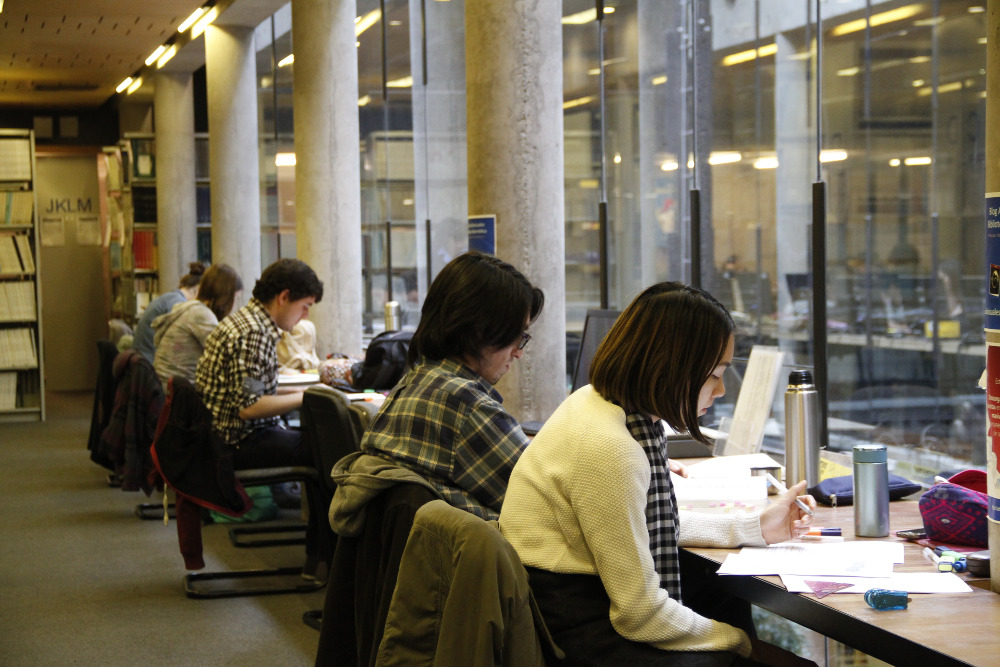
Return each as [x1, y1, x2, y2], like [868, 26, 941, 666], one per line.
[152, 263, 242, 388]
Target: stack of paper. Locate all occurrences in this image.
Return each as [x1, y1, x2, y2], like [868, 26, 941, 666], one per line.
[717, 539, 972, 596]
[671, 454, 780, 514]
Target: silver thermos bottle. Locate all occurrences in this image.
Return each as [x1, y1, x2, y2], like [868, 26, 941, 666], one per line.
[853, 443, 890, 537]
[784, 370, 820, 488]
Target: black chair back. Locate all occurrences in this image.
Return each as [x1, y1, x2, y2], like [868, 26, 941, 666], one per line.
[301, 386, 364, 492]
[88, 340, 122, 470]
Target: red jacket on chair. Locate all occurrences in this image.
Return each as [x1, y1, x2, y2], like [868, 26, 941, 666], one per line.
[149, 376, 252, 570]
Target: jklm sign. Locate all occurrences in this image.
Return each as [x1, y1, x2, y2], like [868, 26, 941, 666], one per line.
[45, 198, 93, 213]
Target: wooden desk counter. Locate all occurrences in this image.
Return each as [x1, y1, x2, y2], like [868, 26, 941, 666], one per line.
[682, 501, 1000, 666]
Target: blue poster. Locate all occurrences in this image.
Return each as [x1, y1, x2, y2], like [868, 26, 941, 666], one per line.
[987, 193, 1000, 331]
[468, 215, 496, 255]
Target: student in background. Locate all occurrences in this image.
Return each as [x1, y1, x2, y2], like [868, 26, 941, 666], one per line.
[151, 263, 243, 388]
[500, 282, 816, 667]
[132, 261, 205, 363]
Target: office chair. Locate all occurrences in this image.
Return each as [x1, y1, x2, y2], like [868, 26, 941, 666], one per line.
[299, 385, 379, 631]
[151, 377, 326, 599]
[314, 481, 441, 665]
[97, 350, 163, 489]
[374, 500, 561, 666]
[88, 340, 122, 479]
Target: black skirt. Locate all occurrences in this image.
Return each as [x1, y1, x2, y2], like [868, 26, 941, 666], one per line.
[525, 567, 758, 667]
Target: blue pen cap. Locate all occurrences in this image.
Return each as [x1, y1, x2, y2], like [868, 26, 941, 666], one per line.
[853, 444, 887, 464]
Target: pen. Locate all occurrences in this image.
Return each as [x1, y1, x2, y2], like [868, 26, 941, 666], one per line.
[764, 473, 815, 516]
[799, 534, 844, 542]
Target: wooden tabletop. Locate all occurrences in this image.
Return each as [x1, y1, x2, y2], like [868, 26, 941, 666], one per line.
[681, 501, 1000, 666]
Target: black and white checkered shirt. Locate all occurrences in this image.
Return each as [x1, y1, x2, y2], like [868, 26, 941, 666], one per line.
[196, 298, 281, 445]
[626, 412, 682, 602]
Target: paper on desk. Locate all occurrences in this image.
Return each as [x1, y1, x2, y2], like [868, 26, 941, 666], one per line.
[717, 541, 903, 578]
[781, 572, 972, 594]
[672, 454, 778, 513]
[680, 453, 783, 478]
[277, 370, 321, 385]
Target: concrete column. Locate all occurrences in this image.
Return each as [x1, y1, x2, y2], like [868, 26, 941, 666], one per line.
[774, 30, 812, 327]
[638, 0, 679, 290]
[466, 1, 566, 423]
[986, 0, 1000, 595]
[291, 0, 363, 359]
[205, 23, 261, 289]
[153, 72, 198, 291]
[409, 0, 468, 295]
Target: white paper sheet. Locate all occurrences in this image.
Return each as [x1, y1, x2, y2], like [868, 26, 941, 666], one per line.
[277, 371, 321, 386]
[716, 541, 903, 578]
[679, 453, 783, 478]
[781, 572, 972, 594]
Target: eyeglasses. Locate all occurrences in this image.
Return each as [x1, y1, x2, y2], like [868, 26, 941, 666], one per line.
[517, 331, 532, 350]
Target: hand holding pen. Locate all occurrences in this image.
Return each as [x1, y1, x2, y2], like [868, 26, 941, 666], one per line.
[760, 476, 817, 544]
[765, 473, 815, 516]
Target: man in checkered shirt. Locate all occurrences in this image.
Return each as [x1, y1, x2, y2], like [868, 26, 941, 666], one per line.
[357, 251, 545, 521]
[196, 258, 323, 472]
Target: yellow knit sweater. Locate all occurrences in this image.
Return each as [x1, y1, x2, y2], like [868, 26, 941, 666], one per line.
[499, 385, 764, 657]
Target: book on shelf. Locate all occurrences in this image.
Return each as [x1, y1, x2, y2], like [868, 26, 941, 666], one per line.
[131, 185, 157, 222]
[130, 137, 156, 179]
[0, 371, 16, 410]
[0, 328, 37, 369]
[14, 235, 34, 273]
[109, 240, 122, 272]
[133, 229, 158, 270]
[135, 275, 159, 295]
[0, 137, 32, 181]
[103, 151, 123, 192]
[0, 234, 23, 274]
[1, 190, 34, 226]
[0, 281, 36, 321]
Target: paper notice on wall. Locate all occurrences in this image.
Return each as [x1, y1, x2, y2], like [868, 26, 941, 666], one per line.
[77, 215, 101, 246]
[40, 216, 65, 247]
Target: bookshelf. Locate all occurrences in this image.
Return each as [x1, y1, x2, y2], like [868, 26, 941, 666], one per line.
[0, 129, 44, 422]
[99, 134, 161, 325]
[195, 132, 211, 264]
[125, 133, 158, 317]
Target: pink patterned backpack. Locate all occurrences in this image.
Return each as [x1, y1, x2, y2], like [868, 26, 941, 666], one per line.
[918, 469, 988, 547]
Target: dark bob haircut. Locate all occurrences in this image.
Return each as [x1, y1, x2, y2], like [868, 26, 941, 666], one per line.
[252, 258, 324, 304]
[198, 263, 244, 320]
[589, 282, 733, 444]
[409, 251, 544, 366]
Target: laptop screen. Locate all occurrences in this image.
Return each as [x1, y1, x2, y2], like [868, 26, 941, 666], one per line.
[571, 309, 621, 392]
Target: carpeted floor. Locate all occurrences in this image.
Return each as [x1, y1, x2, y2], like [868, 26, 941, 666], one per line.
[0, 391, 326, 666]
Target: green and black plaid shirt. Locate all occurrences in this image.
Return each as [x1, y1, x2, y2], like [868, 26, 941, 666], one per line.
[196, 298, 281, 445]
[361, 358, 529, 520]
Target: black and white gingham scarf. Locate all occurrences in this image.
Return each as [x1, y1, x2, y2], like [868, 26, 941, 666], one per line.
[626, 412, 682, 602]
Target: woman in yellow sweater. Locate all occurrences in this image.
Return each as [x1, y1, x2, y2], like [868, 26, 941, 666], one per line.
[500, 282, 816, 666]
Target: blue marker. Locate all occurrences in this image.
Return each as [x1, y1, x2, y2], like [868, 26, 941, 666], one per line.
[865, 589, 910, 611]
